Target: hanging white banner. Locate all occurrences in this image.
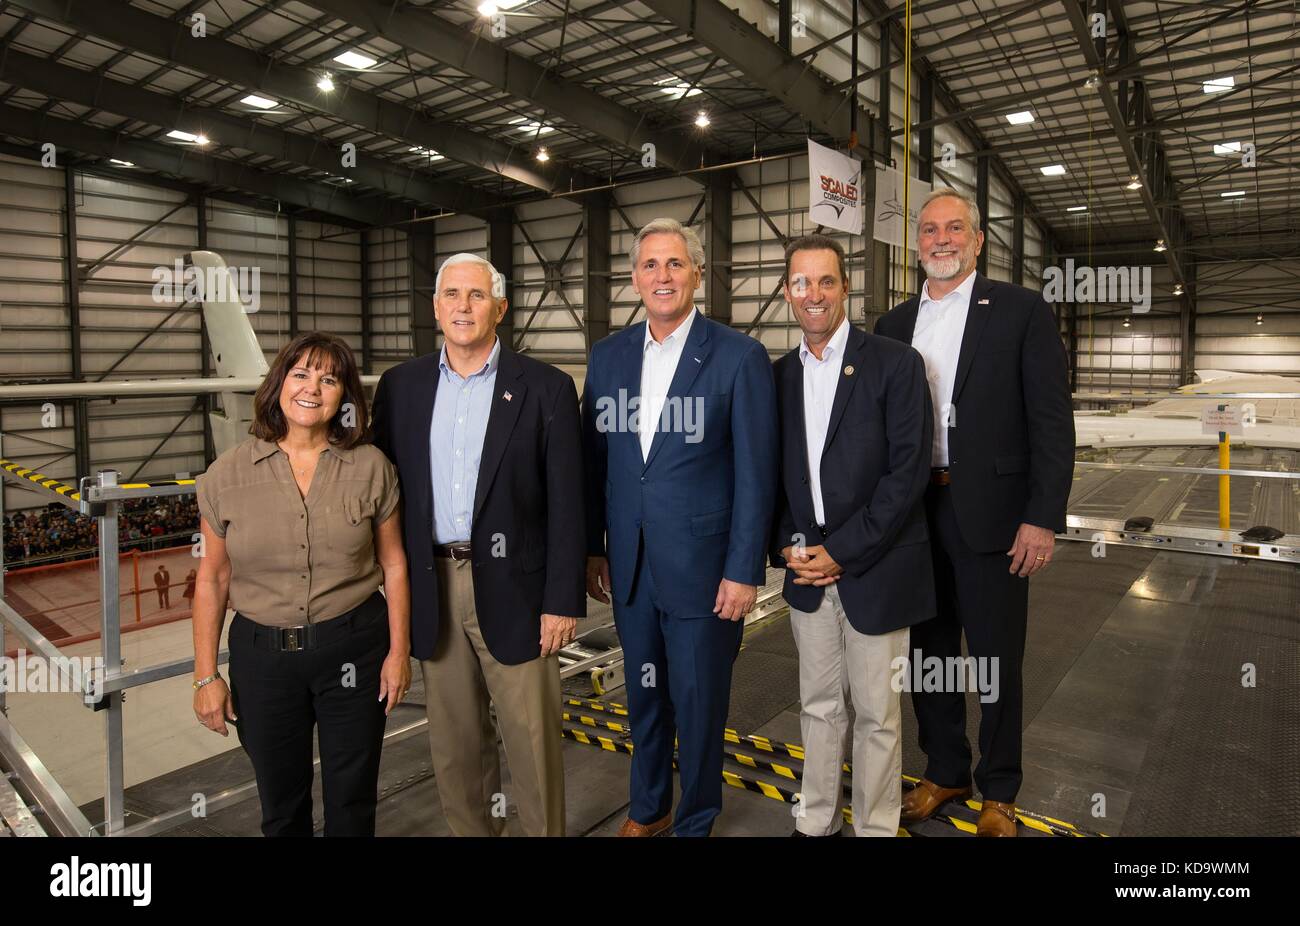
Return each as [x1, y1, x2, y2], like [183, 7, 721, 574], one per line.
[807, 139, 864, 235]
[872, 164, 932, 251]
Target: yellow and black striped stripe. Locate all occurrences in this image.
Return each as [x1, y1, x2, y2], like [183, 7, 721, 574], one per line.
[0, 458, 81, 502]
[562, 711, 630, 734]
[117, 479, 196, 490]
[562, 727, 634, 754]
[564, 708, 1104, 837]
[565, 697, 629, 716]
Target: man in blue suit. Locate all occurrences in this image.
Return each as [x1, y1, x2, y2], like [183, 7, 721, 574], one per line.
[583, 217, 778, 837]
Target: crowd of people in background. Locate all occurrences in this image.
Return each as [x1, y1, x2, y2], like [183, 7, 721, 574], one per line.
[2, 496, 200, 566]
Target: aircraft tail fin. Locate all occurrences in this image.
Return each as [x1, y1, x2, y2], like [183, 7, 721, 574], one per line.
[188, 250, 268, 379]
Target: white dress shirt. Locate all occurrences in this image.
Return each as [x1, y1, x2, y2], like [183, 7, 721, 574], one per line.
[912, 269, 977, 467]
[639, 308, 698, 461]
[799, 317, 850, 527]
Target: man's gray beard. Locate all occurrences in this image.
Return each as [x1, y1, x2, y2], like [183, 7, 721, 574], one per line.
[922, 254, 963, 280]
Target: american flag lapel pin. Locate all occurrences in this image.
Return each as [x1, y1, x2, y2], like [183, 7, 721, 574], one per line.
[503, 391, 513, 402]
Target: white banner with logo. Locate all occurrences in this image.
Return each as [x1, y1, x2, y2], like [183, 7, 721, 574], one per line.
[871, 164, 932, 251]
[807, 139, 864, 235]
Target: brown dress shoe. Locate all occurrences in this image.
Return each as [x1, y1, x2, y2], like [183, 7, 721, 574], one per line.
[900, 779, 974, 822]
[976, 800, 1018, 837]
[617, 813, 672, 837]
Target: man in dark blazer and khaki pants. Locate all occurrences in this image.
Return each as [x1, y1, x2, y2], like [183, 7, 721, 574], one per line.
[771, 234, 934, 837]
[875, 188, 1074, 836]
[372, 253, 585, 836]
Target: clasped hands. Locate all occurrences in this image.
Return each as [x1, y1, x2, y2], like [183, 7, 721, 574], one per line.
[780, 544, 842, 586]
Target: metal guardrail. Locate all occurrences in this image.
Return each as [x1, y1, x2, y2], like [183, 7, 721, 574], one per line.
[1072, 460, 1300, 480]
[1058, 515, 1299, 564]
[1073, 391, 1300, 401]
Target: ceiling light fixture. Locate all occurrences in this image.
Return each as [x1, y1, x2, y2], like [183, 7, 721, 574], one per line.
[535, 147, 549, 162]
[333, 51, 377, 70]
[1126, 176, 1142, 190]
[241, 94, 277, 109]
[1153, 240, 1167, 252]
[1040, 164, 1066, 176]
[1005, 111, 1035, 125]
[317, 75, 335, 92]
[695, 111, 711, 128]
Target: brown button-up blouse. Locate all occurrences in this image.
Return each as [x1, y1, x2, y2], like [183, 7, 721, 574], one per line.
[196, 436, 400, 627]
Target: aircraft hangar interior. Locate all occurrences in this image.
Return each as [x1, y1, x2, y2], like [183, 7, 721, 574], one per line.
[0, 0, 1294, 879]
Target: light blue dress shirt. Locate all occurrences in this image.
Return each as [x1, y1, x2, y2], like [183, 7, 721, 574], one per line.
[430, 338, 500, 543]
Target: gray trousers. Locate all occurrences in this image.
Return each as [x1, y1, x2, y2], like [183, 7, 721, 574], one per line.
[790, 584, 909, 837]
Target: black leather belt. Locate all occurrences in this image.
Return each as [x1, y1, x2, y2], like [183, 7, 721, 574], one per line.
[241, 593, 385, 653]
[434, 542, 473, 561]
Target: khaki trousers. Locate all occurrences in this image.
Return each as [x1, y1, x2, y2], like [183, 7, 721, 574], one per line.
[421, 558, 565, 836]
[789, 584, 909, 837]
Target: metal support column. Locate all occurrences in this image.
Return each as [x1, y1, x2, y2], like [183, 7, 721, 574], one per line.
[1180, 271, 1197, 386]
[489, 209, 515, 347]
[583, 192, 611, 349]
[409, 221, 438, 357]
[1012, 195, 1025, 287]
[877, 24, 892, 158]
[360, 229, 373, 375]
[778, 0, 793, 52]
[918, 72, 934, 183]
[64, 168, 91, 481]
[975, 156, 989, 277]
[287, 214, 299, 337]
[195, 194, 215, 466]
[706, 170, 733, 325]
[95, 469, 125, 835]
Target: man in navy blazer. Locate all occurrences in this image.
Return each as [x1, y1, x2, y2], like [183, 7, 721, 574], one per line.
[372, 253, 585, 836]
[770, 234, 934, 836]
[583, 218, 778, 837]
[875, 189, 1074, 836]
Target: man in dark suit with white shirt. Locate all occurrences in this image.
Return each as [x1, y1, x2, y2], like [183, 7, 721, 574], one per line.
[875, 188, 1074, 836]
[771, 234, 934, 836]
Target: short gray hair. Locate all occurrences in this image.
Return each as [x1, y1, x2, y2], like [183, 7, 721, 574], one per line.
[918, 187, 982, 235]
[630, 217, 705, 271]
[435, 252, 506, 300]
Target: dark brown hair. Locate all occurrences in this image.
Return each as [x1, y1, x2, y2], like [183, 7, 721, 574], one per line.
[251, 331, 367, 449]
[784, 234, 849, 286]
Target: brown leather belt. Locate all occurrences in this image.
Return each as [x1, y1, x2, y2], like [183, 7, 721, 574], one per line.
[434, 542, 473, 561]
[930, 468, 951, 486]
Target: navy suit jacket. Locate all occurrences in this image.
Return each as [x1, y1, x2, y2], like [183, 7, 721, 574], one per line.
[371, 345, 586, 665]
[875, 273, 1075, 552]
[770, 325, 936, 634]
[583, 312, 778, 617]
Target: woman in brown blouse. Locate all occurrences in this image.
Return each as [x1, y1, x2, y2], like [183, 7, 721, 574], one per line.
[192, 331, 411, 837]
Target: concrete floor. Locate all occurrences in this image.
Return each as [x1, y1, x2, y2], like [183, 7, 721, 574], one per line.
[5, 539, 1295, 837]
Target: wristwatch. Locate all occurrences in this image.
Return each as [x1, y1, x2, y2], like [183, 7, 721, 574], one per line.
[193, 672, 222, 691]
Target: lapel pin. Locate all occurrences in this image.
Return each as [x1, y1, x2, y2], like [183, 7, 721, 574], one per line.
[694, 356, 701, 363]
[844, 365, 855, 376]
[503, 391, 513, 402]
[978, 298, 990, 304]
